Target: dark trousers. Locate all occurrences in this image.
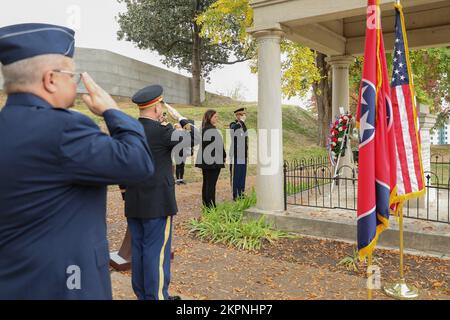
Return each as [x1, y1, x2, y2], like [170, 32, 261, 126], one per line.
[175, 163, 185, 180]
[201, 168, 221, 208]
[232, 163, 247, 200]
[127, 216, 172, 300]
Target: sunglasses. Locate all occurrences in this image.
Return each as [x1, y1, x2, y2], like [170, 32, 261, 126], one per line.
[53, 69, 82, 84]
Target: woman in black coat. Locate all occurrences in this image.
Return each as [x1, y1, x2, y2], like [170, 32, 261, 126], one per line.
[195, 109, 226, 208]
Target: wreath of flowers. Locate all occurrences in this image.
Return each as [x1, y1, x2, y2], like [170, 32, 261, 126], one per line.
[328, 112, 354, 166]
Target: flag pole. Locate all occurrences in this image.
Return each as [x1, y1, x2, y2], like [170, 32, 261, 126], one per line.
[383, 207, 419, 299]
[382, 0, 419, 299]
[367, 254, 373, 300]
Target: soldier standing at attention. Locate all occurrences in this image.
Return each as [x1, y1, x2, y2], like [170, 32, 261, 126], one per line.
[174, 120, 194, 185]
[229, 108, 249, 200]
[121, 85, 199, 300]
[0, 23, 155, 299]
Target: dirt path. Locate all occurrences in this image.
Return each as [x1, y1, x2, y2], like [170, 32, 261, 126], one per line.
[106, 175, 449, 300]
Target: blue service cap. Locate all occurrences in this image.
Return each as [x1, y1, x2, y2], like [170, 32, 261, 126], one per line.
[132, 85, 164, 109]
[0, 23, 75, 66]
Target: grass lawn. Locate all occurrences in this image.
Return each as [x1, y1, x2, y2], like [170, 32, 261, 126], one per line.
[0, 90, 326, 182]
[69, 94, 327, 182]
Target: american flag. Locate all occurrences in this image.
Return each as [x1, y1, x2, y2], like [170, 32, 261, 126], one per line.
[390, 4, 425, 199]
[356, 0, 397, 259]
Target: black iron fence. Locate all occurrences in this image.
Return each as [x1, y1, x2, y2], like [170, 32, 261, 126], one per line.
[430, 154, 450, 187]
[284, 157, 450, 224]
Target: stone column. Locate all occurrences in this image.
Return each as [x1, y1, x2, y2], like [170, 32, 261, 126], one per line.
[409, 103, 437, 208]
[326, 55, 355, 176]
[326, 56, 355, 117]
[252, 29, 284, 212]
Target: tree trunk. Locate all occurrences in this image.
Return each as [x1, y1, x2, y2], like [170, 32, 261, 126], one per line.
[313, 52, 332, 147]
[191, 18, 202, 106]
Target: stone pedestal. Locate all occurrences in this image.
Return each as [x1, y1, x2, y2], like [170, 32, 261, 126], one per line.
[408, 103, 437, 208]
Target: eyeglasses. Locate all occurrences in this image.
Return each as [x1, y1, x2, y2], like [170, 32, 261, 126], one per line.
[53, 70, 82, 84]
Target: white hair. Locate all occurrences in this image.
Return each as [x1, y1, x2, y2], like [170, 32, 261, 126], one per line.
[1, 54, 68, 94]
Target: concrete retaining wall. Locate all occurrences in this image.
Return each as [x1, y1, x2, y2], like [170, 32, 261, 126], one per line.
[0, 47, 203, 104]
[245, 206, 450, 257]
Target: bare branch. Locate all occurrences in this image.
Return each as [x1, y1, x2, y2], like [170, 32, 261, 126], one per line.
[201, 57, 251, 65]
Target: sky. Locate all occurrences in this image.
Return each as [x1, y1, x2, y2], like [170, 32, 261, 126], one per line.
[0, 0, 304, 105]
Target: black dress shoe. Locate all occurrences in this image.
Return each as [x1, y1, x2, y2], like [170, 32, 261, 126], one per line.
[168, 295, 182, 300]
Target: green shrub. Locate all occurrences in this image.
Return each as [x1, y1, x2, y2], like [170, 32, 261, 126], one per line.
[189, 191, 292, 251]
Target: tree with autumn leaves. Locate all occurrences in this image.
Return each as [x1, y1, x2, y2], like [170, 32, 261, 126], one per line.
[117, 0, 449, 144]
[116, 0, 253, 106]
[197, 0, 328, 144]
[349, 48, 449, 117]
[199, 0, 450, 144]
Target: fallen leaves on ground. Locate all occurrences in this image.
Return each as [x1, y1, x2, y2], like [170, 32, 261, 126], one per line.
[107, 176, 449, 300]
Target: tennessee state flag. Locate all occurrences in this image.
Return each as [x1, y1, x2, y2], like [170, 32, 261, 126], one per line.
[356, 0, 397, 259]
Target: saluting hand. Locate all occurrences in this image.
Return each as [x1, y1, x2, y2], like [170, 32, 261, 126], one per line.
[81, 72, 119, 116]
[165, 103, 183, 121]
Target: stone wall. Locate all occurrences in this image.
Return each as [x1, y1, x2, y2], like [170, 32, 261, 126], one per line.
[0, 47, 204, 104]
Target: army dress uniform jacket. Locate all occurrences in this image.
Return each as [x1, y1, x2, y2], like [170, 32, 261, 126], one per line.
[229, 120, 248, 164]
[123, 118, 198, 220]
[0, 93, 155, 300]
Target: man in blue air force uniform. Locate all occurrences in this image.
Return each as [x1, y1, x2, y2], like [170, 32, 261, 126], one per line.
[120, 85, 200, 300]
[0, 23, 155, 299]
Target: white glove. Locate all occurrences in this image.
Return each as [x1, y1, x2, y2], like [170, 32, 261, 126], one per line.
[165, 103, 184, 121]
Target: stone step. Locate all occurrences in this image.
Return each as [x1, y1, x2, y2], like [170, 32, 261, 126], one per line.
[245, 206, 450, 257]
